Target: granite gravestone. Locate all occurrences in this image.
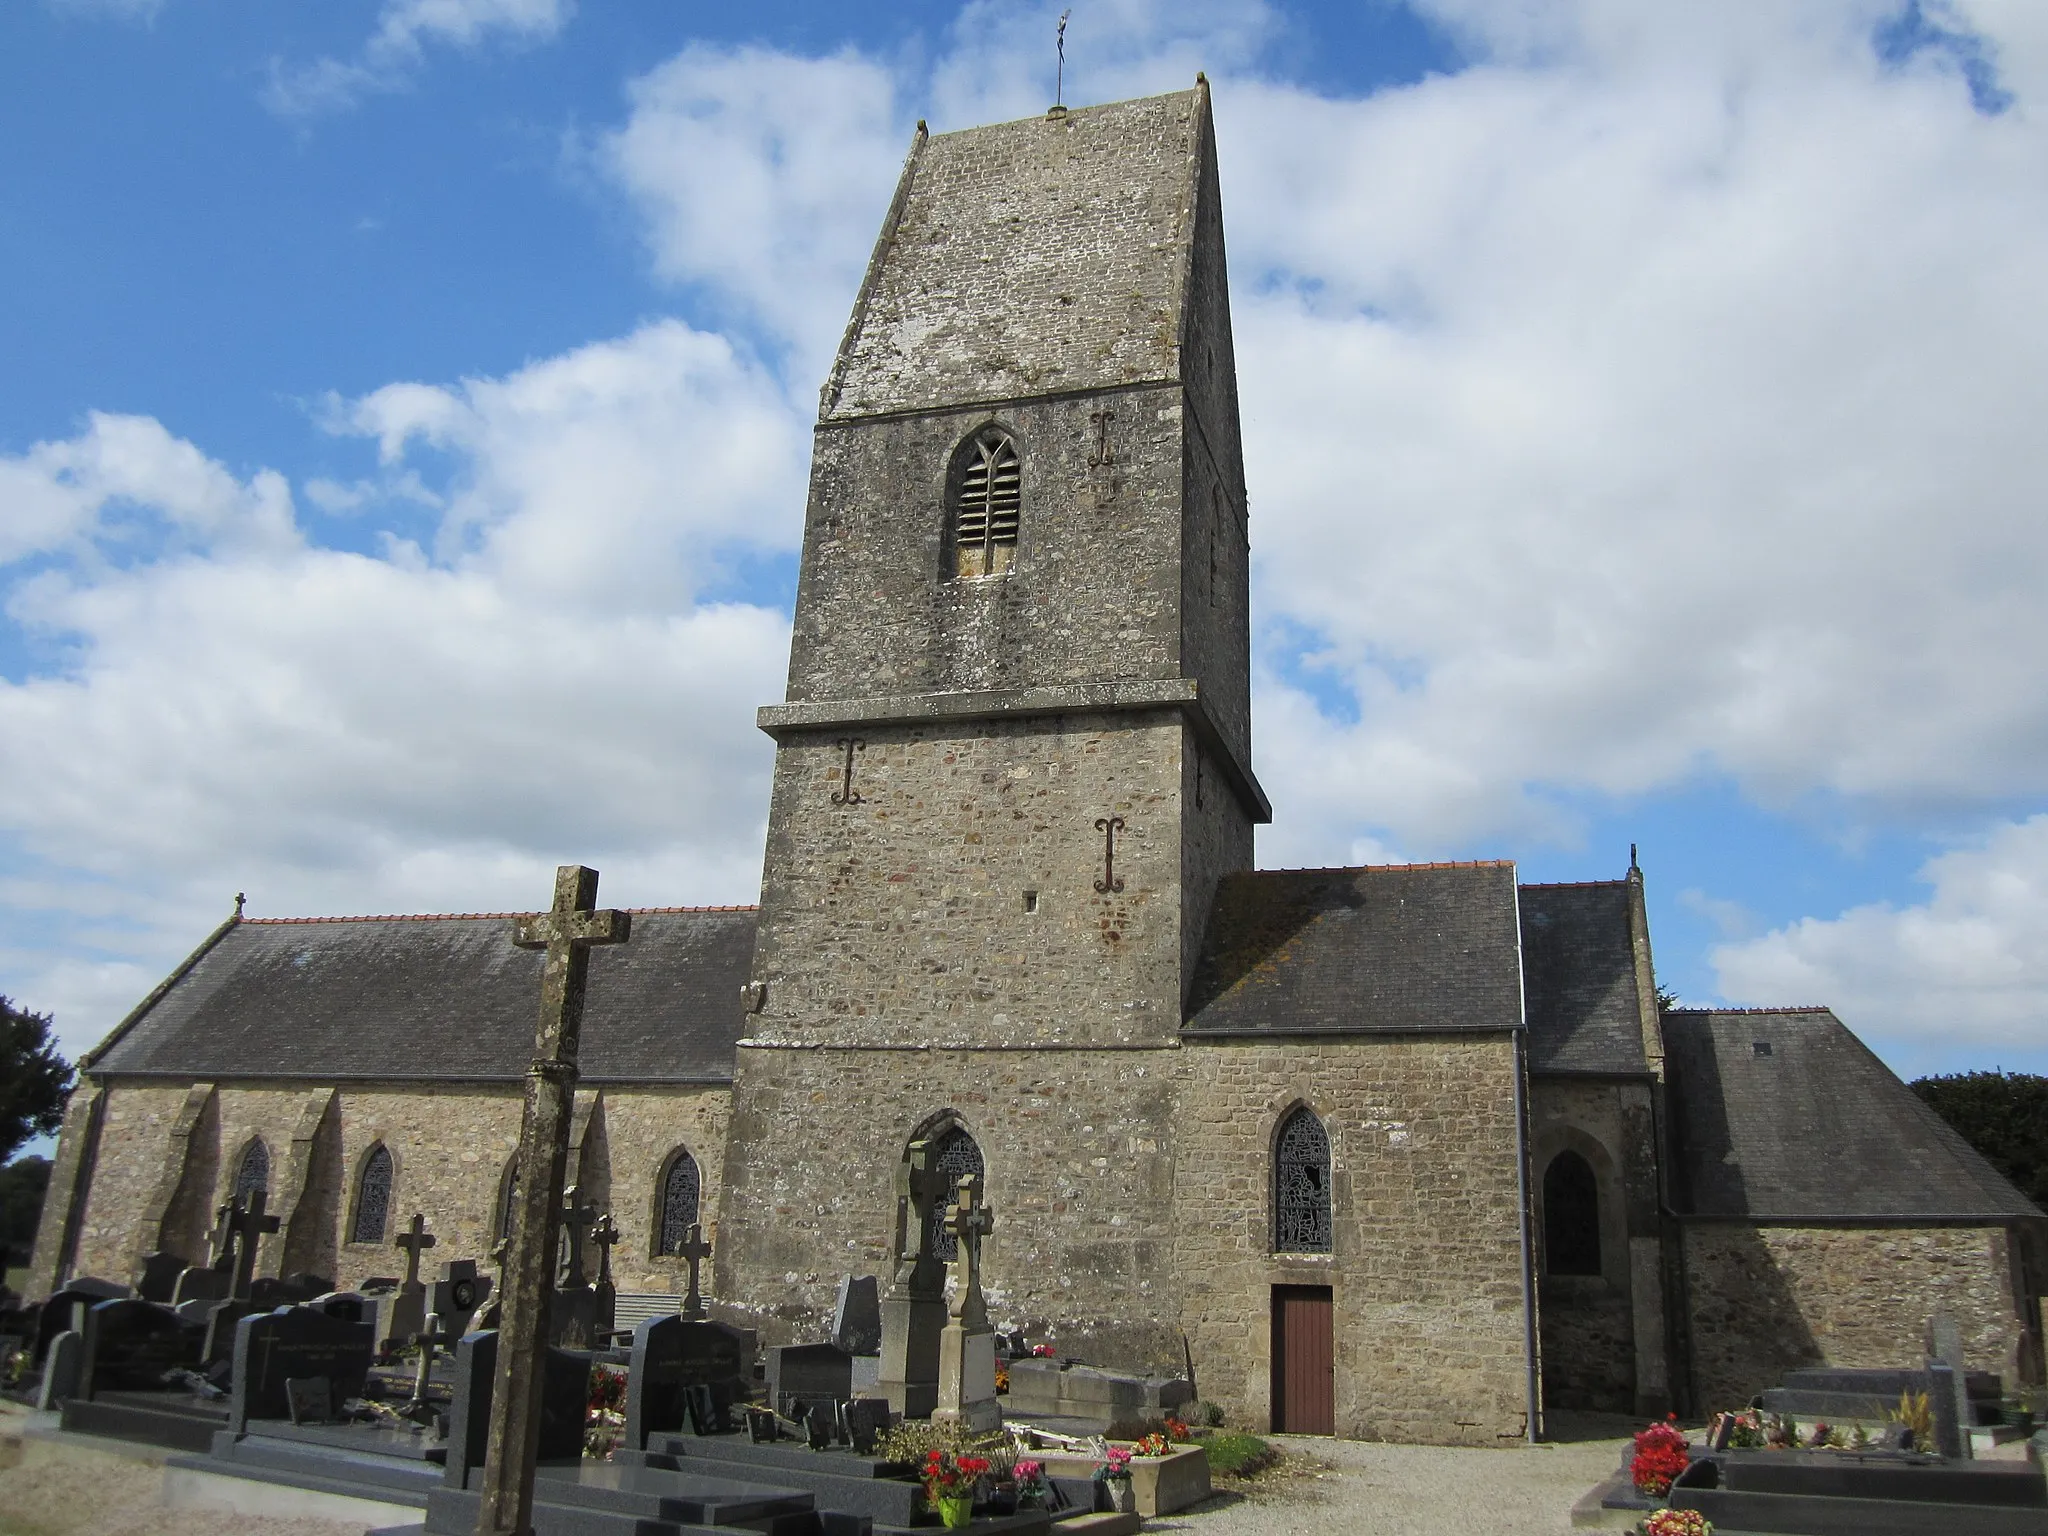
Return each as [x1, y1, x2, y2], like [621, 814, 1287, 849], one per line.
[136, 1251, 187, 1304]
[441, 1328, 591, 1492]
[549, 1192, 604, 1348]
[766, 1342, 855, 1416]
[621, 1312, 756, 1454]
[228, 1304, 374, 1434]
[932, 1174, 999, 1432]
[80, 1297, 205, 1396]
[430, 1261, 491, 1337]
[832, 1275, 882, 1356]
[309, 1292, 367, 1323]
[877, 1137, 952, 1418]
[35, 1330, 81, 1409]
[1928, 1311, 1975, 1458]
[35, 1278, 126, 1365]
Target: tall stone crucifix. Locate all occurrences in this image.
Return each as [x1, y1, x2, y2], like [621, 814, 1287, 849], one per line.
[472, 866, 630, 1536]
[933, 1175, 999, 1431]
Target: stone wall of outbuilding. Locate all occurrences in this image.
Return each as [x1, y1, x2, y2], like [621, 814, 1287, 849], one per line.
[1172, 1034, 1534, 1446]
[1682, 1222, 2025, 1412]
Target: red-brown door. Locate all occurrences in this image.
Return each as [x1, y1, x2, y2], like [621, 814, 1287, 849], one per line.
[1271, 1284, 1334, 1434]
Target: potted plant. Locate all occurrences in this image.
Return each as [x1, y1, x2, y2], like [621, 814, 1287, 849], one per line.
[1630, 1417, 1690, 1498]
[1096, 1444, 1134, 1513]
[1638, 1511, 1712, 1535]
[1012, 1458, 1049, 1509]
[921, 1450, 990, 1530]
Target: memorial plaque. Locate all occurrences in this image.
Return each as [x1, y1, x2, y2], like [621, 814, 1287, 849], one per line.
[285, 1376, 334, 1425]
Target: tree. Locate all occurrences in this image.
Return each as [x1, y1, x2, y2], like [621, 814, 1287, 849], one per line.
[0, 1156, 50, 1263]
[0, 996, 73, 1165]
[1911, 1071, 2048, 1212]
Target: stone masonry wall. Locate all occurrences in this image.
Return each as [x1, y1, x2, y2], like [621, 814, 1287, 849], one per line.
[715, 1042, 1185, 1374]
[1684, 1223, 2022, 1411]
[62, 1080, 733, 1295]
[748, 714, 1187, 1051]
[1174, 1036, 1533, 1446]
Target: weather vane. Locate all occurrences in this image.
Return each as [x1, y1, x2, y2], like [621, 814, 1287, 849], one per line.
[1056, 9, 1071, 109]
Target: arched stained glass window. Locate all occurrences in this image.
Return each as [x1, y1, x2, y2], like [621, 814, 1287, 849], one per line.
[1544, 1150, 1602, 1276]
[924, 1125, 985, 1261]
[951, 428, 1020, 579]
[234, 1138, 270, 1203]
[351, 1144, 393, 1244]
[657, 1149, 701, 1255]
[1274, 1107, 1331, 1253]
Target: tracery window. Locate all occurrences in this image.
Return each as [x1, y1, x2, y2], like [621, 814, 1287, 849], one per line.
[1274, 1106, 1331, 1253]
[233, 1138, 270, 1204]
[657, 1148, 701, 1255]
[924, 1125, 985, 1261]
[1544, 1150, 1602, 1276]
[350, 1144, 393, 1244]
[951, 428, 1020, 579]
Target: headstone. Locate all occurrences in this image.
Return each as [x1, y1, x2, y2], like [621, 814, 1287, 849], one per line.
[382, 1212, 436, 1351]
[430, 1260, 491, 1337]
[35, 1278, 126, 1364]
[285, 1376, 334, 1425]
[201, 1189, 282, 1363]
[227, 1304, 374, 1434]
[621, 1311, 756, 1454]
[932, 1174, 1000, 1432]
[1929, 1310, 1974, 1458]
[280, 1272, 333, 1300]
[841, 1397, 889, 1456]
[832, 1275, 882, 1355]
[767, 1342, 855, 1415]
[442, 1328, 591, 1492]
[309, 1291, 367, 1323]
[35, 1329, 81, 1409]
[591, 1212, 619, 1339]
[470, 865, 628, 1536]
[136, 1251, 187, 1304]
[1927, 1362, 1967, 1459]
[878, 1137, 952, 1418]
[805, 1401, 835, 1450]
[675, 1223, 712, 1320]
[80, 1297, 205, 1396]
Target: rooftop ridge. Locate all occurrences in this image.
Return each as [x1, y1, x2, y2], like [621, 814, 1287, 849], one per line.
[1240, 860, 1516, 875]
[1518, 878, 1629, 890]
[1667, 1005, 1834, 1016]
[241, 905, 759, 925]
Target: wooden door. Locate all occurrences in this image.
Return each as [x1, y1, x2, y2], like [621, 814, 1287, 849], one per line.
[1270, 1284, 1334, 1434]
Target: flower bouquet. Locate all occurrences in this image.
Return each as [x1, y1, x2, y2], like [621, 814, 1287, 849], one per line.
[922, 1451, 990, 1530]
[1133, 1432, 1172, 1457]
[1096, 1444, 1135, 1513]
[1631, 1416, 1690, 1497]
[1012, 1458, 1050, 1508]
[1638, 1510, 1712, 1535]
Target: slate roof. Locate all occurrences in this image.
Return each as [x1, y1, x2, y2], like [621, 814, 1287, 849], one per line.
[1664, 1009, 2044, 1222]
[1183, 863, 1525, 1036]
[825, 87, 1208, 420]
[1519, 881, 1651, 1076]
[85, 909, 757, 1085]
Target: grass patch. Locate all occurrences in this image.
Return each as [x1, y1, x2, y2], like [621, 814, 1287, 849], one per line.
[1200, 1431, 1278, 1477]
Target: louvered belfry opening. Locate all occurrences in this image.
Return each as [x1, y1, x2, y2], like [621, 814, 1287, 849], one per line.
[953, 427, 1020, 578]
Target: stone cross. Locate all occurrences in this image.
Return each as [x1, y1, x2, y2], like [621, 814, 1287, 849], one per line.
[676, 1223, 712, 1320]
[206, 1199, 238, 1271]
[227, 1189, 281, 1300]
[894, 1138, 953, 1295]
[395, 1213, 436, 1290]
[591, 1214, 619, 1289]
[473, 865, 630, 1536]
[942, 1176, 996, 1329]
[407, 1312, 454, 1416]
[557, 1191, 598, 1288]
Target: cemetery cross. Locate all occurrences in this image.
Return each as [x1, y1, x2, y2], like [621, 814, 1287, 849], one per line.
[558, 1191, 598, 1288]
[472, 865, 630, 1536]
[942, 1176, 995, 1329]
[591, 1214, 619, 1289]
[676, 1223, 711, 1320]
[228, 1189, 281, 1299]
[395, 1213, 437, 1289]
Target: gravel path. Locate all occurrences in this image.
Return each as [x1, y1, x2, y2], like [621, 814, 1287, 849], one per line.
[1151, 1429, 1633, 1536]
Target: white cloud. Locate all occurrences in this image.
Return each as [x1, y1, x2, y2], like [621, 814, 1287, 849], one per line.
[0, 322, 801, 1060]
[265, 0, 574, 116]
[1712, 815, 2048, 1060]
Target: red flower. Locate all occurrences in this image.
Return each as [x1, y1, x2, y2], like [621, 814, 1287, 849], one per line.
[1630, 1420, 1691, 1496]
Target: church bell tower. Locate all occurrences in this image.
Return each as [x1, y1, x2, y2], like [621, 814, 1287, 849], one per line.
[716, 82, 1267, 1370]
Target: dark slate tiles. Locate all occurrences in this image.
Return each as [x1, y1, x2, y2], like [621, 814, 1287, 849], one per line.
[89, 909, 757, 1085]
[1664, 1008, 2043, 1221]
[1183, 863, 1524, 1035]
[1519, 881, 1650, 1076]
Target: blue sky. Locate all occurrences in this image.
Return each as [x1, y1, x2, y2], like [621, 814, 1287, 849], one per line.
[5, 0, 2048, 1098]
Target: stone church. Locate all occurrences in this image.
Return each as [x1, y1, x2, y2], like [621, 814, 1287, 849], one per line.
[26, 83, 2046, 1444]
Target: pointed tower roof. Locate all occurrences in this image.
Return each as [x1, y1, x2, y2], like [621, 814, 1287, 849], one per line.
[822, 86, 1214, 421]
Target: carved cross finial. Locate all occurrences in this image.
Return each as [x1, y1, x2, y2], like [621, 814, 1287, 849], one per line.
[592, 1213, 619, 1289]
[395, 1212, 436, 1289]
[942, 1175, 996, 1326]
[676, 1223, 712, 1319]
[234, 892, 246, 918]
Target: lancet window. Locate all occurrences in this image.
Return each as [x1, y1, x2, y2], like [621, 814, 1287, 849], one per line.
[1274, 1106, 1332, 1253]
[350, 1144, 393, 1243]
[951, 428, 1021, 579]
[233, 1138, 270, 1203]
[657, 1148, 701, 1255]
[1543, 1150, 1602, 1276]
